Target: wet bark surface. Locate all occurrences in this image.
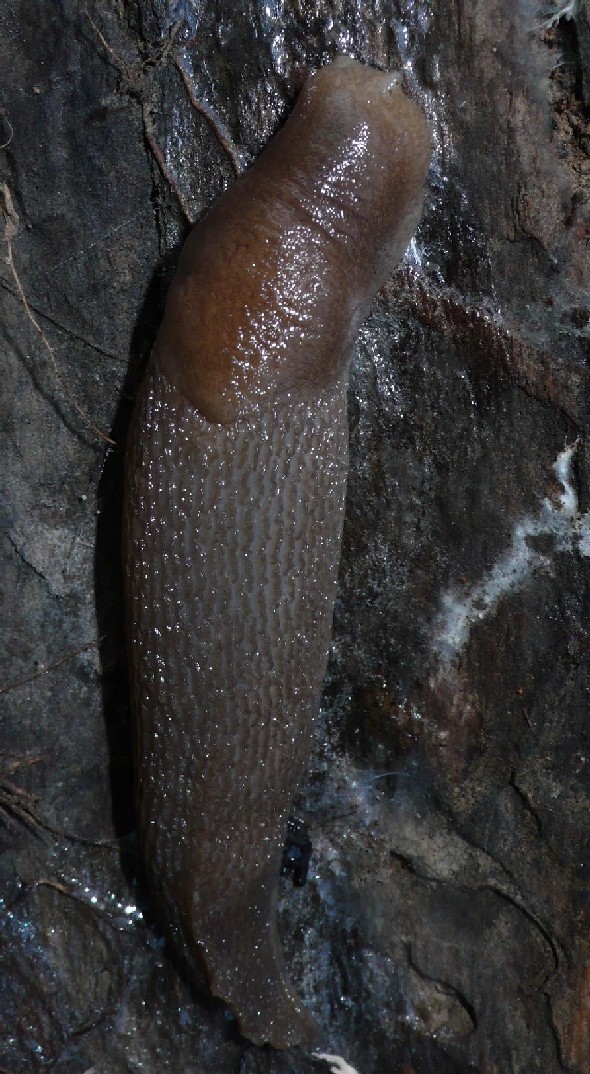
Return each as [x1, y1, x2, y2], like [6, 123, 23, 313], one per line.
[1, 1, 589, 1072]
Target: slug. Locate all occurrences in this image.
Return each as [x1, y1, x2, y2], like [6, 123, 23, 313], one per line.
[123, 56, 430, 1049]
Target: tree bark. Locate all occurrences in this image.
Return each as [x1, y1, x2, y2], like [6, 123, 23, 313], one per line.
[1, 2, 589, 1072]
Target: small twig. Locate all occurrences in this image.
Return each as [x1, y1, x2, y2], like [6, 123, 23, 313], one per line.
[85, 9, 193, 223]
[313, 1055, 362, 1074]
[143, 113, 195, 224]
[31, 877, 129, 922]
[0, 113, 14, 150]
[174, 58, 244, 176]
[0, 780, 53, 842]
[1, 184, 115, 446]
[0, 753, 43, 775]
[1, 279, 122, 362]
[0, 755, 95, 848]
[85, 10, 243, 222]
[0, 634, 106, 696]
[0, 763, 118, 850]
[0, 790, 118, 850]
[34, 876, 84, 899]
[84, 9, 138, 88]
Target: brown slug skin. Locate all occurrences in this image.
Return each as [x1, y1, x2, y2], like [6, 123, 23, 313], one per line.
[124, 56, 430, 1049]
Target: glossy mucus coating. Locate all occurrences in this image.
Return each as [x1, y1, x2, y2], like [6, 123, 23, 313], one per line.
[123, 56, 430, 1049]
[155, 56, 430, 424]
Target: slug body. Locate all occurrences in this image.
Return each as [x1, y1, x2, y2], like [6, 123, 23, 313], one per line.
[124, 57, 429, 1049]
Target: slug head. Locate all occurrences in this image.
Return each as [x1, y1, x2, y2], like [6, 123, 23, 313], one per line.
[296, 56, 431, 284]
[156, 57, 430, 424]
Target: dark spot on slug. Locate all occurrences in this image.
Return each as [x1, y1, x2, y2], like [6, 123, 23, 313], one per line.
[282, 816, 312, 887]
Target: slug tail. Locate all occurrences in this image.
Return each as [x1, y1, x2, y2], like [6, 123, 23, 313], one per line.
[125, 361, 347, 1048]
[194, 884, 320, 1048]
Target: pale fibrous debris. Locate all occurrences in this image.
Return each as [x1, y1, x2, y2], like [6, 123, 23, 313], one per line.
[313, 1053, 363, 1074]
[541, 0, 577, 28]
[432, 441, 587, 672]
